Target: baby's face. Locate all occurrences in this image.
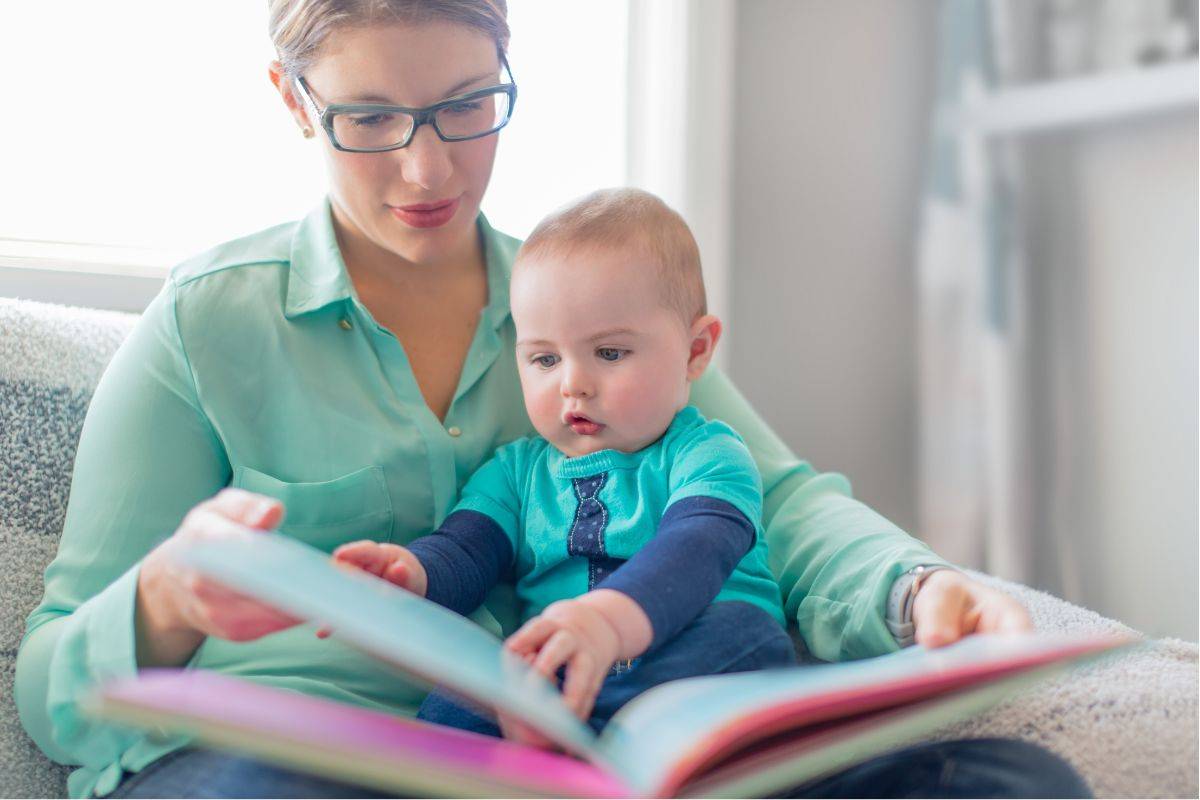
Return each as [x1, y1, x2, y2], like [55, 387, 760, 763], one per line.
[512, 246, 694, 457]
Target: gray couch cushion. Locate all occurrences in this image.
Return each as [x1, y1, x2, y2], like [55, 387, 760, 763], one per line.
[1, 298, 137, 799]
[0, 296, 1195, 798]
[942, 572, 1198, 798]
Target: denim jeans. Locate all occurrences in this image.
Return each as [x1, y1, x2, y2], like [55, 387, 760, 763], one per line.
[109, 738, 1091, 798]
[419, 599, 798, 736]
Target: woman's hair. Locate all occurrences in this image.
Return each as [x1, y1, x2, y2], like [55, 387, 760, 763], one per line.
[268, 0, 510, 79]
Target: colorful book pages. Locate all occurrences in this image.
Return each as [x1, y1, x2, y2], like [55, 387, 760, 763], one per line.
[176, 533, 601, 758]
[95, 669, 630, 798]
[92, 636, 1128, 797]
[152, 530, 1133, 797]
[598, 634, 1120, 795]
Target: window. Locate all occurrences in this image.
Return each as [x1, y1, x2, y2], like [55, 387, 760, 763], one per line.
[0, 1, 628, 273]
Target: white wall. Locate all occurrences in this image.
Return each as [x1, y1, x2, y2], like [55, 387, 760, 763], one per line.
[729, 1, 940, 533]
[1026, 111, 1199, 640]
[728, 2, 1198, 640]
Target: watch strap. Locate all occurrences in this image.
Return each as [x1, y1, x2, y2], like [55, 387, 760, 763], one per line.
[885, 564, 955, 647]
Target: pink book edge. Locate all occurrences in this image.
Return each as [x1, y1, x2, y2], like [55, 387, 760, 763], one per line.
[95, 670, 632, 798]
[651, 634, 1130, 795]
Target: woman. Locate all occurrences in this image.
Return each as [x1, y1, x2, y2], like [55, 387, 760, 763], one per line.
[16, 1, 1087, 797]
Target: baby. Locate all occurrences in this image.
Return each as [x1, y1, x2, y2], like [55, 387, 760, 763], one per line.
[334, 188, 796, 739]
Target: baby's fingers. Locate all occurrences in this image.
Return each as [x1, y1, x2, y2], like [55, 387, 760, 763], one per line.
[506, 616, 558, 658]
[561, 651, 602, 720]
[331, 540, 390, 576]
[531, 630, 576, 680]
[381, 559, 411, 590]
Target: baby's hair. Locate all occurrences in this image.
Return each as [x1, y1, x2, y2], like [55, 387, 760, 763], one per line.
[516, 188, 707, 325]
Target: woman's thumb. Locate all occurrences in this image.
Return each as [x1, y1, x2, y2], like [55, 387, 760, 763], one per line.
[210, 489, 285, 531]
[248, 498, 285, 530]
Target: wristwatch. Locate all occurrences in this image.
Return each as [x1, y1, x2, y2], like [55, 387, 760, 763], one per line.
[885, 564, 956, 647]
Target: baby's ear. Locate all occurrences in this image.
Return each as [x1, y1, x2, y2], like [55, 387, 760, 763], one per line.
[686, 315, 722, 381]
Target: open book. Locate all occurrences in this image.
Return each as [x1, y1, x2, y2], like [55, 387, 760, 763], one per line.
[90, 533, 1128, 798]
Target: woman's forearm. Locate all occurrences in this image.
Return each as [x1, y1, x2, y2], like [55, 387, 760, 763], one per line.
[690, 367, 949, 661]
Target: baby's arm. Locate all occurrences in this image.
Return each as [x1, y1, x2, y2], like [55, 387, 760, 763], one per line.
[594, 495, 756, 650]
[503, 495, 753, 726]
[332, 509, 513, 617]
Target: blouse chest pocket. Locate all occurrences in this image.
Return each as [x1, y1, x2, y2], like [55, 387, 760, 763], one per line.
[231, 464, 393, 553]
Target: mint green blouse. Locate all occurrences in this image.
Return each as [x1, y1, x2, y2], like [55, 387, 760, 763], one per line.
[15, 200, 947, 798]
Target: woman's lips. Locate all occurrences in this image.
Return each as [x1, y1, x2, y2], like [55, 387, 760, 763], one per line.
[388, 196, 461, 229]
[567, 414, 603, 436]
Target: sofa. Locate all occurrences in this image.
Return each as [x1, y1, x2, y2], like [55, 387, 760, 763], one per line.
[1, 295, 1197, 799]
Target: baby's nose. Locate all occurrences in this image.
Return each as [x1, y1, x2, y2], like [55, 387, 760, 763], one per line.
[560, 367, 594, 398]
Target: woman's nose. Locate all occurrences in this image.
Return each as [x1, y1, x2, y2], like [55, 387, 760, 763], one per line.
[397, 124, 454, 191]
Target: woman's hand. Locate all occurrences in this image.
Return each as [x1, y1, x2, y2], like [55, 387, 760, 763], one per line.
[135, 488, 303, 667]
[912, 569, 1033, 647]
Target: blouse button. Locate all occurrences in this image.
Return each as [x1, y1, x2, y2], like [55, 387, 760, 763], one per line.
[338, 318, 353, 331]
[447, 426, 462, 438]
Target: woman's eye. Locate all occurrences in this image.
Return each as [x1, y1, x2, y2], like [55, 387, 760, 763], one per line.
[597, 348, 626, 362]
[533, 354, 559, 369]
[443, 100, 483, 115]
[348, 112, 393, 128]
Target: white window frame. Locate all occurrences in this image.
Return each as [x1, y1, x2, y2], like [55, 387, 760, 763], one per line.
[0, 240, 171, 313]
[625, 0, 735, 368]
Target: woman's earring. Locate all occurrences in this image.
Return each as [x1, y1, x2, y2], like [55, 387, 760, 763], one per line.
[301, 125, 314, 138]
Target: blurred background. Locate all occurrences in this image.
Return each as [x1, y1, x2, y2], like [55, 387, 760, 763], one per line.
[1, 1, 1196, 639]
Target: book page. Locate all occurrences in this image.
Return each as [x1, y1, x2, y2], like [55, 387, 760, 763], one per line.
[94, 670, 632, 798]
[595, 633, 1128, 796]
[175, 532, 606, 761]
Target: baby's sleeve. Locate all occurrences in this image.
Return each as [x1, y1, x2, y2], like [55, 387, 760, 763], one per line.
[595, 427, 766, 649]
[450, 442, 525, 544]
[666, 424, 765, 533]
[405, 443, 526, 616]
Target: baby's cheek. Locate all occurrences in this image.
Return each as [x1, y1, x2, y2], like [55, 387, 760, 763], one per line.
[523, 384, 559, 432]
[618, 369, 677, 430]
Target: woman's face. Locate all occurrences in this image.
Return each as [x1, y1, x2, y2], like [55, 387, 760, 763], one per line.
[281, 22, 503, 267]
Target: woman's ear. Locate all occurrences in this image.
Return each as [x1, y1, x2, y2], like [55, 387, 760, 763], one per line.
[686, 314, 723, 382]
[268, 60, 314, 134]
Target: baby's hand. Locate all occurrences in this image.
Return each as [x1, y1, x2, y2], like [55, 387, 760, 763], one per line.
[331, 540, 425, 592]
[317, 541, 427, 639]
[504, 598, 622, 723]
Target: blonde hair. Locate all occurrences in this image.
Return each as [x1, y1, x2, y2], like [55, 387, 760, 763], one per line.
[268, 0, 510, 79]
[517, 188, 707, 324]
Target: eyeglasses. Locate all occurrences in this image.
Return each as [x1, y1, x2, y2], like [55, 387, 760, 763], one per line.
[295, 56, 517, 153]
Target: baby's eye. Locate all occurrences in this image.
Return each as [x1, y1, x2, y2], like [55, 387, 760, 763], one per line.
[532, 354, 559, 369]
[596, 348, 627, 362]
